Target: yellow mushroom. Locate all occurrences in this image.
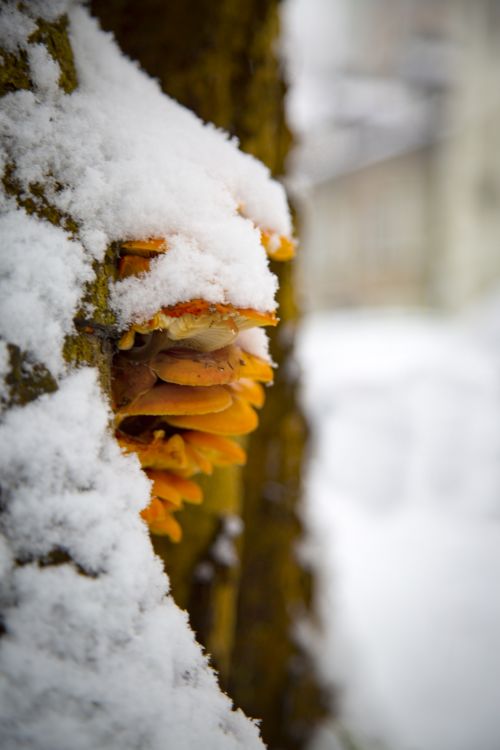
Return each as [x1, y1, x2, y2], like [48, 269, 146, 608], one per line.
[260, 230, 296, 262]
[183, 431, 247, 467]
[116, 382, 232, 419]
[141, 496, 182, 542]
[165, 394, 258, 436]
[151, 345, 243, 387]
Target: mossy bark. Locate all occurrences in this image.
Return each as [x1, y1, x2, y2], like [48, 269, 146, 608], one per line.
[2, 9, 325, 745]
[91, 1, 326, 746]
[1, 12, 114, 400]
[0, 12, 116, 580]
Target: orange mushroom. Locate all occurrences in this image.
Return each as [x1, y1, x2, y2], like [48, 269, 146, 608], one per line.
[151, 345, 243, 387]
[145, 469, 203, 505]
[229, 378, 266, 408]
[119, 255, 151, 279]
[118, 301, 278, 354]
[238, 350, 274, 383]
[165, 394, 258, 436]
[260, 230, 296, 262]
[114, 225, 293, 542]
[121, 237, 168, 256]
[141, 496, 182, 542]
[117, 431, 192, 473]
[116, 382, 232, 418]
[183, 431, 247, 467]
[112, 356, 157, 409]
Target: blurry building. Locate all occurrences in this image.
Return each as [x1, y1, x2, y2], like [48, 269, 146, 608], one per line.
[286, 0, 500, 312]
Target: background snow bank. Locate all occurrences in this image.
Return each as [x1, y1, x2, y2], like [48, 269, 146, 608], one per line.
[297, 310, 500, 750]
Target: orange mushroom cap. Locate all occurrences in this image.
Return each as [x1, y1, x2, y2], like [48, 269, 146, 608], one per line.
[119, 255, 151, 279]
[151, 345, 243, 387]
[116, 382, 232, 418]
[117, 430, 191, 473]
[112, 356, 157, 409]
[145, 469, 182, 507]
[141, 496, 182, 541]
[165, 394, 258, 436]
[183, 431, 247, 467]
[145, 469, 203, 505]
[229, 378, 266, 408]
[260, 231, 296, 262]
[121, 237, 168, 256]
[239, 351, 274, 383]
[118, 301, 278, 354]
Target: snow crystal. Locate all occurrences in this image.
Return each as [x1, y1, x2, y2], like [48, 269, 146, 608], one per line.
[0, 210, 92, 375]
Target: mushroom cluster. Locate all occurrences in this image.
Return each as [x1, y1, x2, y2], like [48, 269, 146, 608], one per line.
[113, 234, 294, 541]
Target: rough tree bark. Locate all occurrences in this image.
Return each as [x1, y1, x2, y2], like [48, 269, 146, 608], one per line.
[1, 14, 115, 406]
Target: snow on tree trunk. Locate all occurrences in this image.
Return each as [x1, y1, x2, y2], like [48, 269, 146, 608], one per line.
[0, 2, 295, 747]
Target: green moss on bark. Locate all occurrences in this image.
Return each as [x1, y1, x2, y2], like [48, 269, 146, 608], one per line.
[29, 15, 77, 94]
[0, 47, 31, 96]
[63, 244, 119, 393]
[3, 164, 79, 235]
[1, 12, 112, 403]
[2, 343, 58, 409]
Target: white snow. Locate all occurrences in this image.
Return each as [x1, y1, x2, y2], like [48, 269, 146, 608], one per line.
[0, 0, 287, 747]
[236, 328, 272, 362]
[0, 1, 291, 329]
[0, 210, 92, 374]
[0, 370, 263, 750]
[298, 309, 500, 750]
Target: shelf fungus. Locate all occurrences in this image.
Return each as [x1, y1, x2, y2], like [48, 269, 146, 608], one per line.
[113, 235, 292, 541]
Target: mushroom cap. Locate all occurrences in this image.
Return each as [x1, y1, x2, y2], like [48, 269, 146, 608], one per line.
[145, 469, 182, 506]
[117, 382, 232, 418]
[118, 301, 278, 354]
[229, 378, 266, 408]
[185, 440, 214, 475]
[145, 469, 203, 505]
[141, 496, 182, 541]
[165, 394, 258, 435]
[117, 431, 191, 473]
[239, 351, 274, 383]
[151, 345, 243, 386]
[112, 356, 157, 409]
[119, 255, 151, 279]
[121, 237, 168, 256]
[261, 230, 296, 262]
[183, 431, 247, 467]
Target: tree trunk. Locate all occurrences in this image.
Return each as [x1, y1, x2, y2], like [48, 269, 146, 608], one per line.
[3, 3, 326, 746]
[90, 3, 326, 747]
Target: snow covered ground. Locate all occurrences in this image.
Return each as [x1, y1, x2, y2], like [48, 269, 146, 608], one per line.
[297, 305, 500, 750]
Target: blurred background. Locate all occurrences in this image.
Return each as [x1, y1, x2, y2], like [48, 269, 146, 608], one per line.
[282, 0, 500, 748]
